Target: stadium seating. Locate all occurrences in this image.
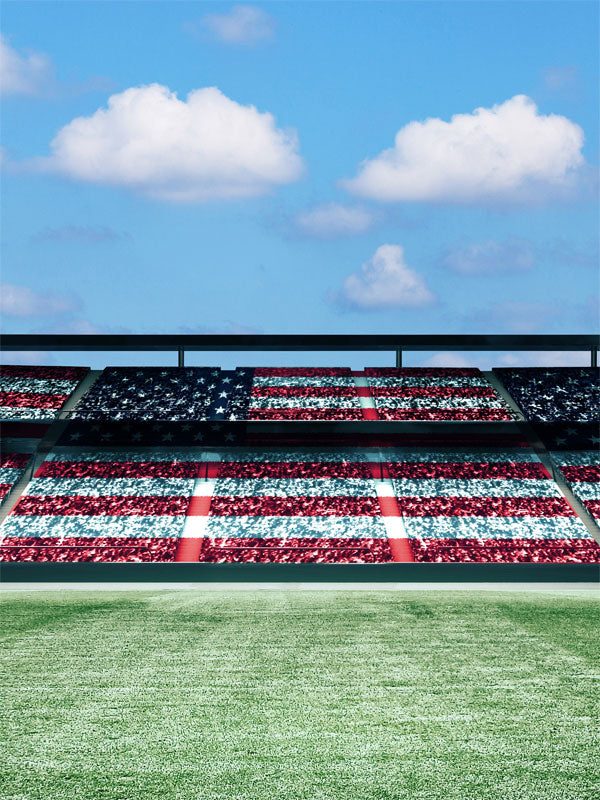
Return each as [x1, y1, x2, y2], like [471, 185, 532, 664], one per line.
[0, 451, 31, 503]
[364, 368, 515, 420]
[1, 443, 598, 563]
[0, 365, 89, 420]
[551, 451, 600, 522]
[493, 367, 600, 422]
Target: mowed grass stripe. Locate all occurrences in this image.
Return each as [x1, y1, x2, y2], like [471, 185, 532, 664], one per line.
[0, 591, 598, 800]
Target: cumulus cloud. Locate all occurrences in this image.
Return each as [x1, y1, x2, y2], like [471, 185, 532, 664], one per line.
[31, 225, 130, 244]
[341, 95, 585, 203]
[32, 83, 303, 201]
[442, 237, 536, 274]
[0, 284, 78, 317]
[333, 244, 436, 310]
[0, 34, 53, 96]
[196, 5, 275, 45]
[295, 203, 376, 238]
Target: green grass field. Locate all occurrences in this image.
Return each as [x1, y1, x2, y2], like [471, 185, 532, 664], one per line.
[1, 590, 598, 800]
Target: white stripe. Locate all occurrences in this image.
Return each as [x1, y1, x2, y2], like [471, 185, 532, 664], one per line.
[374, 397, 505, 410]
[47, 450, 211, 462]
[0, 377, 78, 393]
[552, 451, 599, 466]
[568, 482, 600, 501]
[212, 478, 377, 497]
[382, 450, 539, 463]
[366, 376, 489, 387]
[252, 376, 355, 387]
[204, 516, 388, 538]
[219, 449, 371, 463]
[24, 477, 195, 497]
[0, 515, 186, 538]
[0, 467, 25, 484]
[249, 396, 359, 409]
[181, 479, 216, 538]
[402, 516, 591, 540]
[391, 478, 561, 498]
[0, 406, 59, 420]
[374, 481, 408, 539]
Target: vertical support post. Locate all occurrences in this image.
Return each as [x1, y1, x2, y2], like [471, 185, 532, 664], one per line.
[592, 347, 598, 368]
[178, 347, 185, 368]
[395, 348, 403, 369]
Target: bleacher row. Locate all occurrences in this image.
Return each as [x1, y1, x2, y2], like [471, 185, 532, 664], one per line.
[2, 364, 598, 422]
[1, 364, 598, 564]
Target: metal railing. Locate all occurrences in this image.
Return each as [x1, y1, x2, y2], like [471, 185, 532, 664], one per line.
[1, 333, 598, 368]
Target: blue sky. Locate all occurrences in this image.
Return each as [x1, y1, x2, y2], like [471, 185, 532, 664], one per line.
[1, 1, 598, 368]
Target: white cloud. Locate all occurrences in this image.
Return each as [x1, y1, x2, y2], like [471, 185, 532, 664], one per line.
[442, 237, 536, 274]
[423, 350, 590, 370]
[33, 83, 303, 201]
[0, 34, 53, 96]
[341, 95, 585, 203]
[295, 203, 375, 238]
[334, 244, 436, 310]
[0, 284, 77, 317]
[198, 5, 275, 45]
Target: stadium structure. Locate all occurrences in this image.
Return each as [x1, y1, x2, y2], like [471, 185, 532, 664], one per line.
[1, 333, 599, 583]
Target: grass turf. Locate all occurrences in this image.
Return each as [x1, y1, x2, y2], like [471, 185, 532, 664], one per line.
[1, 590, 598, 800]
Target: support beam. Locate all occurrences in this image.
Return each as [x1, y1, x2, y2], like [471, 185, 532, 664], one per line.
[178, 347, 185, 367]
[395, 349, 403, 369]
[592, 347, 598, 368]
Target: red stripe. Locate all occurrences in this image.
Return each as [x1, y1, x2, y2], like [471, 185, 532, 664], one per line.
[249, 408, 363, 420]
[12, 495, 190, 516]
[0, 391, 69, 409]
[584, 499, 600, 518]
[186, 495, 213, 516]
[411, 538, 600, 563]
[0, 453, 30, 469]
[208, 496, 381, 516]
[361, 407, 379, 420]
[197, 537, 393, 563]
[365, 368, 481, 377]
[377, 408, 513, 420]
[0, 365, 88, 380]
[397, 496, 575, 517]
[36, 460, 207, 479]
[385, 461, 551, 480]
[0, 483, 11, 499]
[251, 386, 357, 397]
[561, 465, 600, 483]
[0, 537, 177, 562]
[253, 367, 351, 376]
[217, 461, 372, 478]
[371, 386, 496, 398]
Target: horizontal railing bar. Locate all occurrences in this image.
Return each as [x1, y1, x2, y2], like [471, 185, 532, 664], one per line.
[1, 333, 599, 352]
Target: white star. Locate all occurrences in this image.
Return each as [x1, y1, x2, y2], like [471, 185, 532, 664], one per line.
[222, 377, 231, 384]
[224, 432, 236, 441]
[194, 432, 204, 441]
[215, 406, 225, 414]
[219, 392, 228, 398]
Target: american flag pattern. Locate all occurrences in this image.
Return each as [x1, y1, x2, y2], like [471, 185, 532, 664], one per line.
[493, 367, 600, 423]
[364, 368, 515, 421]
[0, 450, 31, 503]
[246, 368, 363, 420]
[384, 448, 599, 563]
[1, 445, 598, 564]
[0, 365, 89, 420]
[551, 451, 600, 522]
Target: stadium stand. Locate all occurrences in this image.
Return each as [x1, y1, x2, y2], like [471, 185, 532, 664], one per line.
[1, 442, 598, 564]
[493, 367, 600, 423]
[551, 451, 600, 522]
[364, 368, 515, 420]
[0, 451, 31, 503]
[0, 365, 89, 420]
[1, 334, 598, 570]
